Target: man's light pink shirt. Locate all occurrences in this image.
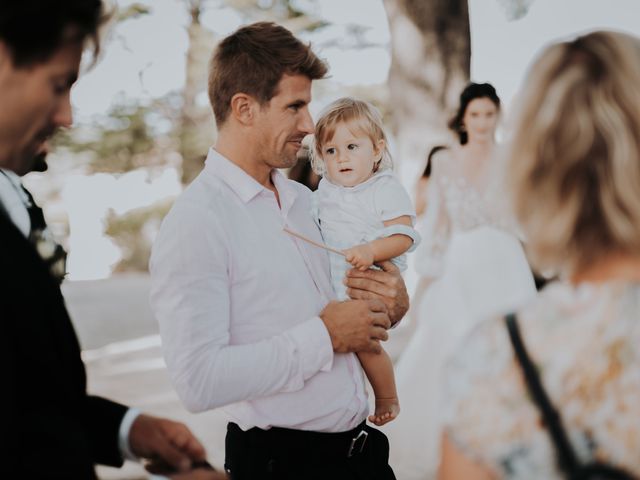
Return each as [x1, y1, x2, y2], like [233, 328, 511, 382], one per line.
[150, 148, 368, 432]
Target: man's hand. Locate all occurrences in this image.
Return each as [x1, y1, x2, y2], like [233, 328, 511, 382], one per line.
[344, 260, 409, 327]
[343, 244, 375, 271]
[129, 414, 207, 474]
[320, 298, 390, 354]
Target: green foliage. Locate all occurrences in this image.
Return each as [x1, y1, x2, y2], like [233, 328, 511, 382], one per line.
[497, 0, 536, 21]
[222, 0, 328, 33]
[55, 96, 181, 174]
[105, 199, 174, 273]
[116, 3, 152, 22]
[83, 103, 155, 173]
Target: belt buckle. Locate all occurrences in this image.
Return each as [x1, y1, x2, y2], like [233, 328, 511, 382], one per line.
[347, 429, 368, 458]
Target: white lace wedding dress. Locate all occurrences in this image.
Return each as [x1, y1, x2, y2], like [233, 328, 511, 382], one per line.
[384, 149, 537, 479]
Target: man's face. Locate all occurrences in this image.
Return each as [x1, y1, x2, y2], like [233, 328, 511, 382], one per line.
[253, 74, 314, 171]
[0, 41, 82, 175]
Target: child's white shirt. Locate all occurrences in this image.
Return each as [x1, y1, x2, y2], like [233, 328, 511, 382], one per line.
[312, 169, 420, 300]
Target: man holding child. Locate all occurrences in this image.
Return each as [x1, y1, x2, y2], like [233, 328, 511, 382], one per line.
[150, 21, 407, 480]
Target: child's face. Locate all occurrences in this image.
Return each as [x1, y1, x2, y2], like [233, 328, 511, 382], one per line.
[321, 121, 384, 187]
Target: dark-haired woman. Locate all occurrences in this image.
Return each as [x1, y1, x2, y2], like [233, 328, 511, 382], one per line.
[385, 83, 536, 479]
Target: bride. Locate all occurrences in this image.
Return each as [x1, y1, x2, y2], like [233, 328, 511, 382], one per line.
[385, 83, 537, 479]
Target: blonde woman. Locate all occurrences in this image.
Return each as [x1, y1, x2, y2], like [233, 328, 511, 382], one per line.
[439, 31, 640, 480]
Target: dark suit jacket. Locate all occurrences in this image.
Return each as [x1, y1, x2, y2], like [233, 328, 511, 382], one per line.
[0, 211, 128, 478]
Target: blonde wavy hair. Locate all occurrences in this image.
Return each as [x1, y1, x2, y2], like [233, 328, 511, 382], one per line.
[311, 97, 393, 176]
[507, 30, 640, 276]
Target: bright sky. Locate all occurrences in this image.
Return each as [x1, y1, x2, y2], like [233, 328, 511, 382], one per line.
[74, 0, 640, 121]
[60, 0, 640, 280]
[470, 0, 640, 109]
[73, 0, 392, 121]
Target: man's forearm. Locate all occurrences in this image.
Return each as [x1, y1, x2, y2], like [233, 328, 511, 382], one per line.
[163, 317, 333, 412]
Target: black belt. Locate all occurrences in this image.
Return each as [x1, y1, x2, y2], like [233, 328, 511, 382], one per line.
[227, 421, 370, 460]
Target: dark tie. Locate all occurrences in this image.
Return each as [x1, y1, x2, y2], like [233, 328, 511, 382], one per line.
[20, 185, 47, 238]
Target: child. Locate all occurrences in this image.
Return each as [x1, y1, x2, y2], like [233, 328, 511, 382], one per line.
[311, 97, 420, 425]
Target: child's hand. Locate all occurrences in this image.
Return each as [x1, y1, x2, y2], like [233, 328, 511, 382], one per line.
[343, 244, 375, 271]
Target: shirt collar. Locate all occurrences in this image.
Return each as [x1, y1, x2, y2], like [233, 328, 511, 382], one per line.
[271, 167, 298, 216]
[204, 148, 265, 203]
[204, 148, 298, 210]
[0, 168, 23, 190]
[0, 168, 30, 206]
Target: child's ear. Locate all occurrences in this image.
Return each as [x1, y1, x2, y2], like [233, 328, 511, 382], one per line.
[373, 140, 385, 173]
[230, 93, 258, 125]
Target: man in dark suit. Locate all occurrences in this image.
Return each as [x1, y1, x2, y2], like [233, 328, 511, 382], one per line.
[0, 1, 225, 478]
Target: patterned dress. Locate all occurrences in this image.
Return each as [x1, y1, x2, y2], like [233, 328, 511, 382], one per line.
[445, 280, 640, 479]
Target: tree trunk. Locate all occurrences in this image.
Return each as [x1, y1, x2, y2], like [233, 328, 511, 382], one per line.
[180, 1, 217, 185]
[383, 0, 470, 180]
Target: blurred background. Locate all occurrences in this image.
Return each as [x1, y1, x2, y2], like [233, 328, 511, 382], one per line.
[24, 0, 639, 477]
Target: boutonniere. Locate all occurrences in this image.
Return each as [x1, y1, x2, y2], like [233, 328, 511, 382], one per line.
[32, 228, 67, 284]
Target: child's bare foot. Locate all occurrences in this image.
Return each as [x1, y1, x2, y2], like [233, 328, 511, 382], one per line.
[368, 397, 400, 426]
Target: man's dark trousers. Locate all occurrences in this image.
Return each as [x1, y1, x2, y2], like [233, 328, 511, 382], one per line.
[224, 421, 396, 479]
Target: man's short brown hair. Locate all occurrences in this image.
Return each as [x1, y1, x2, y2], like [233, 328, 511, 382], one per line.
[208, 21, 328, 126]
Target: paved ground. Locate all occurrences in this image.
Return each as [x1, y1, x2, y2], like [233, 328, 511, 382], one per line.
[64, 273, 416, 480]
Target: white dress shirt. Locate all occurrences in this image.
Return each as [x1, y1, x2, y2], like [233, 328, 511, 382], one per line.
[0, 167, 140, 460]
[149, 148, 368, 432]
[0, 168, 31, 236]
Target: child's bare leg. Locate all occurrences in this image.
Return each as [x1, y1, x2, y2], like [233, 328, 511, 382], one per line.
[357, 348, 400, 426]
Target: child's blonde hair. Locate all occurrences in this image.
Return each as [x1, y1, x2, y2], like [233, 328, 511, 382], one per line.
[311, 97, 393, 176]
